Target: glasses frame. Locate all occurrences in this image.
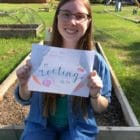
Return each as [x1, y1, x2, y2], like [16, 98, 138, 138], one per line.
[58, 9, 90, 23]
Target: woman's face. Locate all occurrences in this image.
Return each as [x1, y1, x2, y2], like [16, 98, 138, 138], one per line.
[57, 0, 90, 47]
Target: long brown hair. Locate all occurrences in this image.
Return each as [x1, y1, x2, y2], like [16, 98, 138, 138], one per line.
[43, 0, 94, 118]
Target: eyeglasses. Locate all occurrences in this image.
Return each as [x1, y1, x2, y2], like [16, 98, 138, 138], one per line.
[58, 9, 90, 23]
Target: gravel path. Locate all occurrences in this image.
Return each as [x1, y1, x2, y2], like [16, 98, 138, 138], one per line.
[0, 83, 127, 126]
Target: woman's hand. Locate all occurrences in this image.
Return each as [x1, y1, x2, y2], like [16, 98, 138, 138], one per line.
[16, 60, 32, 100]
[16, 60, 31, 86]
[87, 70, 108, 113]
[87, 70, 103, 98]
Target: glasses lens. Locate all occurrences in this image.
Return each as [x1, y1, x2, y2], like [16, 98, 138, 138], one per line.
[75, 13, 88, 22]
[58, 10, 89, 23]
[59, 10, 71, 21]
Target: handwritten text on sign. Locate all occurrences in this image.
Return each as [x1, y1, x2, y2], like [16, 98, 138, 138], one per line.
[28, 44, 95, 97]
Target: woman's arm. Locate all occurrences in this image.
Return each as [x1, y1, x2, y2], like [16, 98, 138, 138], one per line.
[18, 83, 31, 101]
[90, 94, 109, 113]
[88, 70, 110, 113]
[16, 60, 32, 101]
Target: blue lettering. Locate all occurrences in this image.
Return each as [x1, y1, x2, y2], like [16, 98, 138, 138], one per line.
[38, 64, 80, 83]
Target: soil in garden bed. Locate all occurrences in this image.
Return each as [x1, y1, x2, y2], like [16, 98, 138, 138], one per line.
[0, 82, 29, 126]
[94, 88, 127, 126]
[0, 83, 127, 126]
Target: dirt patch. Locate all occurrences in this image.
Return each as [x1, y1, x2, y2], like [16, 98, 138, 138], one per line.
[0, 82, 29, 125]
[95, 88, 127, 126]
[0, 83, 127, 126]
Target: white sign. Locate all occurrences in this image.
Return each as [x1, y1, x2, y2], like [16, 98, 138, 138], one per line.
[28, 44, 95, 97]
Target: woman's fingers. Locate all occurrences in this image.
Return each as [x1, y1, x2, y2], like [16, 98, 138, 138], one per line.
[16, 62, 32, 86]
[90, 76, 103, 88]
[87, 70, 103, 94]
[88, 70, 96, 78]
[26, 59, 32, 70]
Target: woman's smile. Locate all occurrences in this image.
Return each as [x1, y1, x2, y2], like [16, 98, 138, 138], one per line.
[64, 28, 78, 35]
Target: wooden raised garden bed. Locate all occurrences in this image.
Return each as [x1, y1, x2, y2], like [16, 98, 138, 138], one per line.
[0, 42, 139, 140]
[95, 42, 140, 140]
[0, 24, 43, 38]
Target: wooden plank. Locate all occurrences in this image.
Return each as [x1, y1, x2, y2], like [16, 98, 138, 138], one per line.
[97, 126, 140, 140]
[96, 42, 139, 126]
[13, 125, 23, 140]
[0, 42, 139, 140]
[0, 125, 18, 140]
[1, 125, 140, 140]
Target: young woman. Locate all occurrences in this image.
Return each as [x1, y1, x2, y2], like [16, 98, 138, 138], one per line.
[15, 0, 111, 140]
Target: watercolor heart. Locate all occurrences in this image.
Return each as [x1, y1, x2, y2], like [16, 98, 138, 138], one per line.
[32, 75, 41, 85]
[77, 67, 85, 73]
[73, 81, 85, 92]
[42, 79, 52, 87]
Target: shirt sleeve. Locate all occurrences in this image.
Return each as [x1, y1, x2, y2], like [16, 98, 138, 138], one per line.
[14, 85, 31, 106]
[93, 52, 112, 102]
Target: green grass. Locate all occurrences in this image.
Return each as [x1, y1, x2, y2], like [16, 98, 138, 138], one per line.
[92, 5, 140, 122]
[0, 4, 55, 83]
[104, 5, 140, 21]
[0, 4, 140, 123]
[105, 6, 140, 20]
[0, 38, 37, 83]
[0, 3, 55, 25]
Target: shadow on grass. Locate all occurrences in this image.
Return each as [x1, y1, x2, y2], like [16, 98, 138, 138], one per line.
[122, 42, 140, 65]
[95, 29, 140, 122]
[109, 41, 140, 67]
[122, 76, 140, 99]
[94, 29, 140, 67]
[122, 76, 140, 122]
[0, 52, 29, 84]
[94, 28, 115, 42]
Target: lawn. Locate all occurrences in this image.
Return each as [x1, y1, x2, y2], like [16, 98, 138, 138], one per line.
[0, 3, 55, 83]
[104, 5, 140, 21]
[92, 5, 140, 122]
[0, 3, 140, 122]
